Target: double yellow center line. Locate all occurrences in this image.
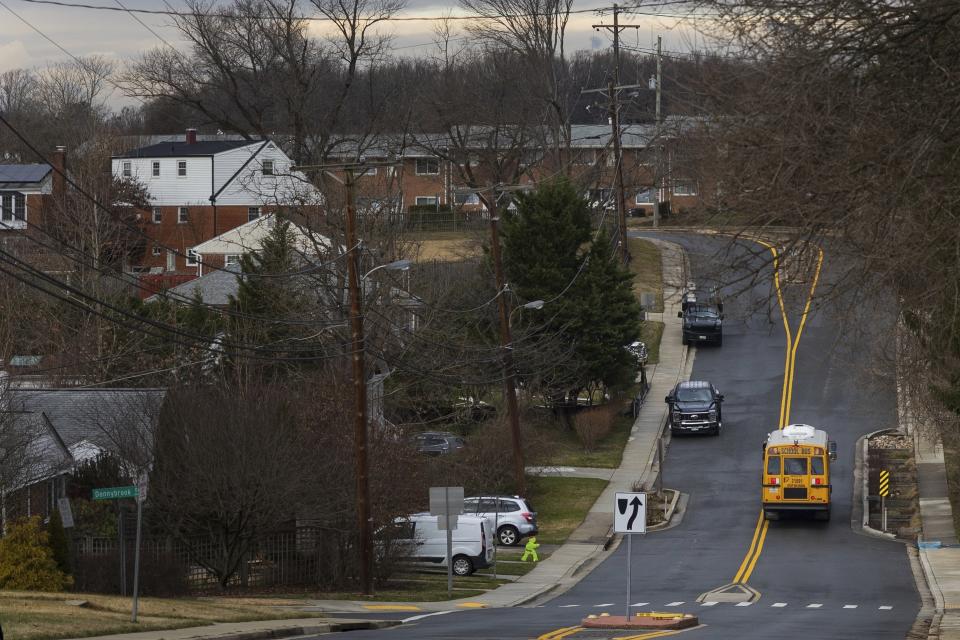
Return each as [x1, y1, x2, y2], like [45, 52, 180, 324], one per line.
[732, 240, 824, 586]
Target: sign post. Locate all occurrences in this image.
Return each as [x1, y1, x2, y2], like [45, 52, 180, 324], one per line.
[614, 492, 647, 618]
[879, 469, 890, 531]
[93, 484, 145, 622]
[430, 486, 464, 598]
[93, 486, 138, 598]
[131, 475, 148, 623]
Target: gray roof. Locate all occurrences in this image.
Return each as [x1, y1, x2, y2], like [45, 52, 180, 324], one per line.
[0, 163, 52, 186]
[114, 140, 261, 159]
[162, 265, 241, 306]
[9, 388, 166, 454]
[4, 411, 71, 490]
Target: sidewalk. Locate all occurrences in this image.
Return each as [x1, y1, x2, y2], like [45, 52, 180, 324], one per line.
[914, 425, 960, 639]
[71, 237, 693, 639]
[65, 618, 398, 640]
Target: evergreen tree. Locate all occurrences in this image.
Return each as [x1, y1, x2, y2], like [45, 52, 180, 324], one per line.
[570, 230, 644, 392]
[500, 179, 642, 399]
[227, 217, 314, 377]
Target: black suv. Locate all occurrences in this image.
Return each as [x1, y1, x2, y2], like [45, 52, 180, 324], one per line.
[665, 380, 724, 436]
[679, 285, 724, 346]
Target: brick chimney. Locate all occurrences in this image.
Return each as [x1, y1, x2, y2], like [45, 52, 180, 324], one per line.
[186, 128, 198, 144]
[51, 145, 66, 202]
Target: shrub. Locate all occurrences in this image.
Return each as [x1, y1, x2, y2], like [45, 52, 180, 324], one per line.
[0, 516, 72, 591]
[48, 509, 72, 576]
[572, 404, 618, 451]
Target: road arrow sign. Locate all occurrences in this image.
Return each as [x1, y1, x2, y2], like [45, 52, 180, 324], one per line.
[614, 491, 647, 534]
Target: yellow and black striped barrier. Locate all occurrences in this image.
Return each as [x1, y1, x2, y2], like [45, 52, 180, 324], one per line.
[879, 469, 890, 497]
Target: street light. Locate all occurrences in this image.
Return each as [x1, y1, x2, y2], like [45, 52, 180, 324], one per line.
[364, 259, 411, 279]
[508, 299, 545, 328]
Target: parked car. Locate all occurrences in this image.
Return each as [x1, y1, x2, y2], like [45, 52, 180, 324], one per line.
[463, 495, 538, 546]
[392, 513, 494, 576]
[665, 380, 724, 436]
[410, 431, 465, 456]
[678, 283, 724, 346]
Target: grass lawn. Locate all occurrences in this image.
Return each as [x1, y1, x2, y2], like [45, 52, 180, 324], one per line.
[627, 237, 664, 313]
[526, 476, 609, 545]
[640, 320, 665, 365]
[533, 402, 634, 469]
[0, 591, 321, 640]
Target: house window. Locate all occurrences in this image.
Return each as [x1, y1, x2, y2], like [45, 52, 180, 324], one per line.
[415, 196, 438, 206]
[573, 150, 596, 166]
[186, 249, 198, 266]
[247, 206, 261, 222]
[0, 192, 26, 222]
[635, 189, 655, 204]
[262, 160, 274, 176]
[177, 160, 187, 177]
[152, 161, 160, 177]
[673, 181, 697, 196]
[454, 192, 479, 205]
[178, 207, 189, 223]
[152, 207, 162, 224]
[358, 166, 377, 177]
[152, 246, 162, 257]
[415, 158, 440, 175]
[122, 161, 132, 178]
[225, 254, 241, 267]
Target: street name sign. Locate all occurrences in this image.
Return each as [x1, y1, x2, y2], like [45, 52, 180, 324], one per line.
[93, 486, 138, 500]
[614, 491, 647, 534]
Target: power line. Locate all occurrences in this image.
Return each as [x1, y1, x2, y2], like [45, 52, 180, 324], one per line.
[12, 0, 652, 22]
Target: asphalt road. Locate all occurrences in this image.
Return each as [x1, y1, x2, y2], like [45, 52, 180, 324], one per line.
[315, 232, 922, 639]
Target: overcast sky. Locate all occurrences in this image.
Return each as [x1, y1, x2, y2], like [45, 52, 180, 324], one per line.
[0, 0, 704, 106]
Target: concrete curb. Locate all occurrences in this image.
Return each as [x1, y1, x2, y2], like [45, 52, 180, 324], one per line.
[646, 488, 681, 532]
[855, 428, 899, 541]
[67, 619, 400, 640]
[918, 544, 945, 639]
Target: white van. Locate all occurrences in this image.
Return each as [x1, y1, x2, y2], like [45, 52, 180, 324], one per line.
[393, 514, 494, 576]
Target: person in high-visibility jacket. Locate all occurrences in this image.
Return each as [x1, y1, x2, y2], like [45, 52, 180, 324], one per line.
[521, 536, 540, 562]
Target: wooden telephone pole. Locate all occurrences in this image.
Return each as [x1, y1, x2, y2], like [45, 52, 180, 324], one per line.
[593, 4, 643, 263]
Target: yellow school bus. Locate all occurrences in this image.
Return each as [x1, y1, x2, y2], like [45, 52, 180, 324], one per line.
[762, 424, 837, 521]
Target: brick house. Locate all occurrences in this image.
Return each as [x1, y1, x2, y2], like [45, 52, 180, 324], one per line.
[111, 130, 316, 277]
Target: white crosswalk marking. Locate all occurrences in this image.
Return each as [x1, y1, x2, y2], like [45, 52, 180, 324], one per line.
[879, 606, 893, 610]
[771, 602, 788, 608]
[665, 601, 685, 607]
[630, 602, 649, 607]
[701, 602, 719, 607]
[843, 605, 857, 609]
[735, 602, 753, 607]
[806, 604, 823, 608]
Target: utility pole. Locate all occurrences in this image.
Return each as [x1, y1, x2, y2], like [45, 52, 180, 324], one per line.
[594, 5, 642, 262]
[345, 168, 373, 596]
[653, 35, 663, 229]
[609, 80, 629, 264]
[483, 191, 527, 497]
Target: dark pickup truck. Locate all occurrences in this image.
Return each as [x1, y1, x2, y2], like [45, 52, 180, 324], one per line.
[679, 286, 723, 346]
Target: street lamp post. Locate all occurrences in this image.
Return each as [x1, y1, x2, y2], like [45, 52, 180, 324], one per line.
[344, 168, 411, 596]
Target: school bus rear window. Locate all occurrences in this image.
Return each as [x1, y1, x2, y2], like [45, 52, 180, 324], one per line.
[784, 457, 807, 475]
[811, 456, 825, 474]
[766, 456, 781, 474]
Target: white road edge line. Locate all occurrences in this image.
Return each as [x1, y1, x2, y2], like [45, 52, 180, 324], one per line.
[701, 602, 718, 607]
[735, 602, 753, 607]
[665, 602, 685, 606]
[771, 603, 788, 607]
[630, 602, 650, 607]
[843, 605, 857, 609]
[806, 604, 823, 608]
[594, 603, 615, 607]
[402, 610, 458, 623]
[879, 606, 893, 610]
[559, 604, 581, 608]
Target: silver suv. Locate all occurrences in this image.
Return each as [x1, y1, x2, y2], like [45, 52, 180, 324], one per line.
[463, 495, 538, 546]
